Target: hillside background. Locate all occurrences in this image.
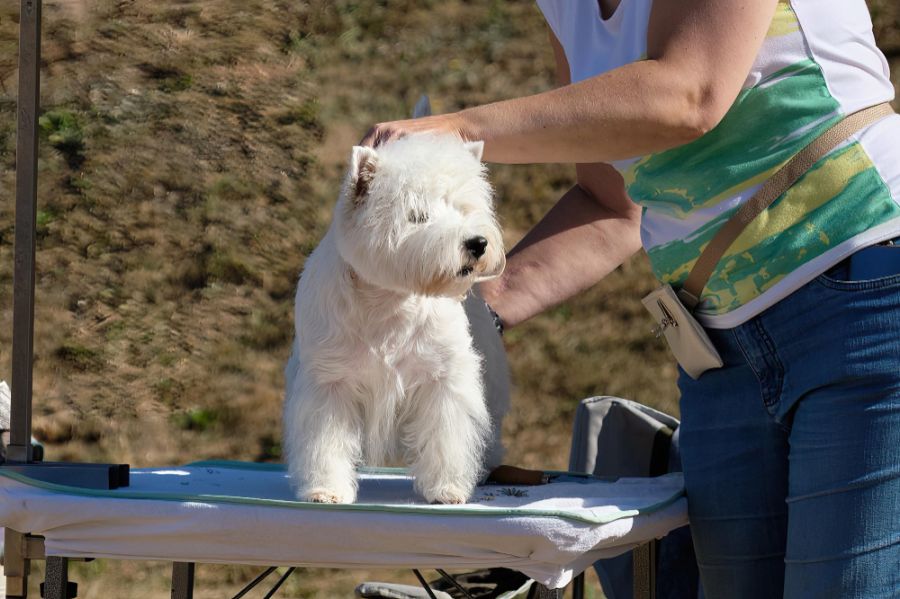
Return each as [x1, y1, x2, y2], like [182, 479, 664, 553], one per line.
[1, 1, 898, 596]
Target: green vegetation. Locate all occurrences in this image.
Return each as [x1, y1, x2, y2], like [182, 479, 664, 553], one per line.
[54, 343, 105, 372]
[38, 109, 86, 167]
[174, 407, 218, 432]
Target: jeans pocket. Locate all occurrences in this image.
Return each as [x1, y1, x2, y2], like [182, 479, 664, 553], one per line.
[816, 270, 900, 291]
[816, 242, 900, 291]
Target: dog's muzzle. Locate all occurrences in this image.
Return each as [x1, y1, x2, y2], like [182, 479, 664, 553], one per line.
[474, 254, 506, 282]
[456, 233, 504, 280]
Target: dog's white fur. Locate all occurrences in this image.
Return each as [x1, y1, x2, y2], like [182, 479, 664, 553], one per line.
[283, 134, 506, 504]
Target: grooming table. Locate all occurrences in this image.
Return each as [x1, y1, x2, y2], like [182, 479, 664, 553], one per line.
[0, 461, 687, 597]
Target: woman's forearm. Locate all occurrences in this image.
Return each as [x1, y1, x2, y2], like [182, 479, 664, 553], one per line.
[479, 180, 642, 328]
[458, 59, 716, 165]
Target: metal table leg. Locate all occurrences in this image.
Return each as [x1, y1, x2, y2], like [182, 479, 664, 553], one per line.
[633, 541, 657, 599]
[527, 583, 563, 599]
[171, 562, 195, 599]
[42, 557, 73, 599]
[4, 530, 28, 599]
[572, 571, 585, 599]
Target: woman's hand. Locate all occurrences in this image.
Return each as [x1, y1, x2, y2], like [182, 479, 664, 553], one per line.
[359, 112, 474, 147]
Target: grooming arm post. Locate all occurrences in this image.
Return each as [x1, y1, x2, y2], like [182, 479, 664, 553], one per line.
[9, 0, 42, 463]
[2, 0, 129, 488]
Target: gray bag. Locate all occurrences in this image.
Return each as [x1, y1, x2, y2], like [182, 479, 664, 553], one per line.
[569, 397, 701, 599]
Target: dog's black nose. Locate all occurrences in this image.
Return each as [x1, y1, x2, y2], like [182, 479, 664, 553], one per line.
[465, 236, 488, 259]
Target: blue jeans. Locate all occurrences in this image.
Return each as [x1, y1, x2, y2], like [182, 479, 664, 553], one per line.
[677, 258, 900, 598]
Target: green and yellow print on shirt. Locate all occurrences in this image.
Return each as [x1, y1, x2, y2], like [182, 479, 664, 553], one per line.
[625, 1, 900, 321]
[646, 142, 900, 314]
[537, 0, 900, 326]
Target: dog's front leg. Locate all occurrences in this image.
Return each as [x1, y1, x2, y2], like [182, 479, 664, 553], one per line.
[284, 379, 362, 503]
[405, 376, 491, 504]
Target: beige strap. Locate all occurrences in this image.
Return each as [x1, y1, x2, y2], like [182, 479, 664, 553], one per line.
[678, 102, 896, 310]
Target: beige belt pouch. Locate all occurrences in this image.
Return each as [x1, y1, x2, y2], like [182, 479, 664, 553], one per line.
[641, 285, 722, 380]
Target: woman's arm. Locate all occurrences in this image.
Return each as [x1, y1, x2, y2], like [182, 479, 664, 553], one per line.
[478, 31, 643, 328]
[478, 166, 642, 328]
[362, 0, 779, 164]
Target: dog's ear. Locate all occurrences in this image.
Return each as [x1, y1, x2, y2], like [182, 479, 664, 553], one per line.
[463, 140, 484, 162]
[349, 146, 378, 204]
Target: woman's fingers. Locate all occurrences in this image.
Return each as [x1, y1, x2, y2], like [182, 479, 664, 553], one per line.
[359, 123, 399, 148]
[359, 120, 425, 147]
[359, 114, 466, 147]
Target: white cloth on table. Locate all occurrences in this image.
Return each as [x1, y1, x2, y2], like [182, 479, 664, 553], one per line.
[0, 461, 687, 588]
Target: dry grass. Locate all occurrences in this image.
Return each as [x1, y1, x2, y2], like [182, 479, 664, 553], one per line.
[0, 0, 897, 596]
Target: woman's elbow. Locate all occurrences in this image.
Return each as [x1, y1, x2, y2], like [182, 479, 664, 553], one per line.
[672, 82, 733, 143]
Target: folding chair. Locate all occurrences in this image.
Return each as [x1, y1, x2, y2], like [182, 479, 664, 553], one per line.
[568, 397, 701, 599]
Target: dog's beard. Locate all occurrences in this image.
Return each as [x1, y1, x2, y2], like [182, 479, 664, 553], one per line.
[474, 253, 506, 282]
[457, 258, 504, 280]
[418, 261, 503, 297]
[459, 240, 506, 282]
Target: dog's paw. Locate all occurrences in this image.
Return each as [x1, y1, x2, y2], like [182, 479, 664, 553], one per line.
[304, 489, 353, 504]
[424, 486, 469, 505]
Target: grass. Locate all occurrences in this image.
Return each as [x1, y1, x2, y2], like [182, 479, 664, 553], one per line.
[173, 407, 218, 431]
[54, 343, 105, 372]
[38, 109, 86, 168]
[0, 0, 897, 596]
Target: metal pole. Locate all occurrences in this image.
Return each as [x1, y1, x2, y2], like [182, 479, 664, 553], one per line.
[8, 0, 42, 463]
[632, 542, 656, 599]
[3, 529, 29, 598]
[42, 557, 70, 599]
[572, 572, 585, 599]
[171, 562, 195, 599]
[527, 584, 563, 599]
[1, 0, 128, 489]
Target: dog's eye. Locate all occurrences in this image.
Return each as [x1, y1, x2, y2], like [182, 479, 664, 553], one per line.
[408, 210, 429, 224]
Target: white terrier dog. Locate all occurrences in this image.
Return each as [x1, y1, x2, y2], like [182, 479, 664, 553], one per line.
[283, 134, 506, 504]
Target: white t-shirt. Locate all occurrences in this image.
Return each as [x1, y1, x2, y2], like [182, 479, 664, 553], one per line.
[537, 0, 900, 327]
